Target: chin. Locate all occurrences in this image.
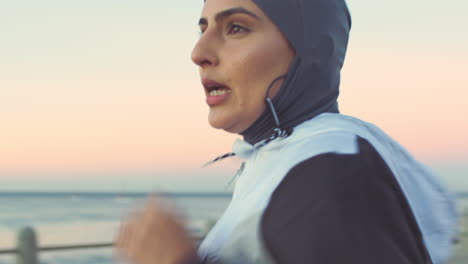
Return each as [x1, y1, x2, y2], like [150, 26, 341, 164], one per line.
[208, 119, 236, 134]
[208, 113, 242, 134]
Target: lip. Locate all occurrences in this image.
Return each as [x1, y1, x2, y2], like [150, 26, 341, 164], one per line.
[202, 78, 232, 106]
[201, 78, 230, 93]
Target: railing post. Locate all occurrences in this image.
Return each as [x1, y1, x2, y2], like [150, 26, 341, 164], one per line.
[15, 227, 38, 264]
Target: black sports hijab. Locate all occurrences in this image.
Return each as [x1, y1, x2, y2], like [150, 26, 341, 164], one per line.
[203, 0, 351, 165]
[242, 0, 352, 144]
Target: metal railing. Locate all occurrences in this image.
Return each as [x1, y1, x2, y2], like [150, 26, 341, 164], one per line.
[0, 242, 113, 254]
[0, 227, 205, 264]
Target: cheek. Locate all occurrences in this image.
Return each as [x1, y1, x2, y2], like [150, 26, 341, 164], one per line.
[243, 48, 280, 81]
[242, 40, 290, 85]
[231, 44, 286, 98]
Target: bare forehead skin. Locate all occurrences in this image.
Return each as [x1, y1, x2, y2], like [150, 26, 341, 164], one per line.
[201, 0, 261, 19]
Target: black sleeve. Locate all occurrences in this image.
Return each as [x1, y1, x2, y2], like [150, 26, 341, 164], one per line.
[261, 137, 433, 264]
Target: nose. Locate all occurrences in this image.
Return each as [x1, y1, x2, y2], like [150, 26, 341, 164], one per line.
[191, 33, 219, 68]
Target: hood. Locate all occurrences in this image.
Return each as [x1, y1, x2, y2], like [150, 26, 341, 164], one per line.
[241, 0, 352, 144]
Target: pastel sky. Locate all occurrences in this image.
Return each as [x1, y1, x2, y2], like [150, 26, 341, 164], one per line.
[0, 0, 467, 190]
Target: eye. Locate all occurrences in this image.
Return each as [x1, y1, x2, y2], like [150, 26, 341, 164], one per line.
[227, 24, 249, 35]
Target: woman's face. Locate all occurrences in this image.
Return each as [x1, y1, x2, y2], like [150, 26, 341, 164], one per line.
[191, 0, 294, 133]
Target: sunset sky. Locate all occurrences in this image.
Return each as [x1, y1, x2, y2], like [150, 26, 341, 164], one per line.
[0, 0, 467, 191]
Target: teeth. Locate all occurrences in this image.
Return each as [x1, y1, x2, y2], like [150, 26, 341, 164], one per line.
[209, 89, 231, 96]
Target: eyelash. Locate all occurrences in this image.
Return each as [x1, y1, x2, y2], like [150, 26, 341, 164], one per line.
[199, 23, 249, 36]
[227, 23, 249, 35]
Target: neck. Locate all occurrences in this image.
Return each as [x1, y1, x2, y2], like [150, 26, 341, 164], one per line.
[241, 112, 277, 145]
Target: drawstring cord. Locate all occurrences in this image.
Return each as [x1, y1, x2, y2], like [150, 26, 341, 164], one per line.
[265, 74, 288, 127]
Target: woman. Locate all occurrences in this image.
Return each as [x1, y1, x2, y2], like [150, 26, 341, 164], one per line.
[116, 0, 458, 263]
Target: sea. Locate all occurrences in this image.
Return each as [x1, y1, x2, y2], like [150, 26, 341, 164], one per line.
[0, 192, 232, 264]
[0, 191, 467, 264]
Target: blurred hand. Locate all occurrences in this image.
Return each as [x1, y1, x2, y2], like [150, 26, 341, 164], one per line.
[115, 196, 198, 264]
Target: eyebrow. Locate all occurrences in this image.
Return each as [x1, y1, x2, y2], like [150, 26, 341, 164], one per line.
[198, 7, 260, 26]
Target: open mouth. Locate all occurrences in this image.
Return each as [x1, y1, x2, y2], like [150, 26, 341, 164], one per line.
[202, 79, 232, 106]
[203, 79, 232, 96]
[207, 86, 232, 96]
